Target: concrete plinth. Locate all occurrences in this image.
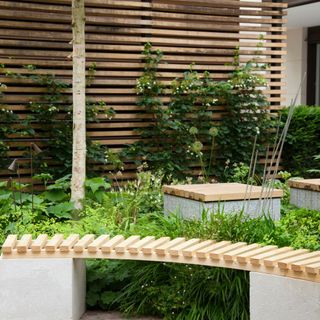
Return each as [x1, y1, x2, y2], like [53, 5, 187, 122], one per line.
[250, 272, 320, 320]
[164, 194, 281, 220]
[163, 183, 283, 220]
[289, 179, 320, 210]
[0, 258, 86, 320]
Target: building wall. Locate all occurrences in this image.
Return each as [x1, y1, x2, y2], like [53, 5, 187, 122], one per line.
[285, 1, 320, 106]
[285, 28, 308, 106]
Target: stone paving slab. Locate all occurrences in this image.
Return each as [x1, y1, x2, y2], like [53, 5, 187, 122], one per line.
[81, 311, 160, 320]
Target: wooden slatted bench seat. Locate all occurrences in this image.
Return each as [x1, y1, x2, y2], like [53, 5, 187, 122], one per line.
[1, 234, 320, 320]
[2, 234, 319, 283]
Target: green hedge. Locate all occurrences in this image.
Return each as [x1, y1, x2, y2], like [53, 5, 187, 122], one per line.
[281, 105, 320, 177]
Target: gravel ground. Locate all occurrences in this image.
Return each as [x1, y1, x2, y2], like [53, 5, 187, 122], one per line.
[81, 311, 160, 320]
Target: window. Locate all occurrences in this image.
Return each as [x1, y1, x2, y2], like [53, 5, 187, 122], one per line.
[307, 26, 320, 105]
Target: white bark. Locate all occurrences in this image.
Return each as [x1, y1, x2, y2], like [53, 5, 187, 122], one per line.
[71, 0, 86, 210]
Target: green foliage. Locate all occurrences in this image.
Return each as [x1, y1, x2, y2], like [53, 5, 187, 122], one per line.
[124, 43, 272, 182]
[1, 174, 320, 319]
[281, 105, 320, 177]
[0, 64, 115, 178]
[266, 206, 320, 251]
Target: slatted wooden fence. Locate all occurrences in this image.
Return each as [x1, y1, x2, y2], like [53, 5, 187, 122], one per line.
[2, 234, 320, 283]
[0, 0, 287, 184]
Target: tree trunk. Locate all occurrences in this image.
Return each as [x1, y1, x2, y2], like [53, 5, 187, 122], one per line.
[71, 0, 86, 211]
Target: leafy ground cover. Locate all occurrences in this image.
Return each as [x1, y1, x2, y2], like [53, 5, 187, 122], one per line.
[0, 172, 319, 320]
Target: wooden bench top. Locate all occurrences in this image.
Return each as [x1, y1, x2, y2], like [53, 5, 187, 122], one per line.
[2, 234, 319, 283]
[163, 183, 283, 202]
[288, 179, 320, 192]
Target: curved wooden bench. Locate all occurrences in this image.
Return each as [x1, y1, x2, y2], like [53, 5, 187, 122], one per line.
[2, 234, 320, 283]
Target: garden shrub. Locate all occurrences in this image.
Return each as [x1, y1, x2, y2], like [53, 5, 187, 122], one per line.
[0, 64, 115, 177]
[1, 172, 320, 320]
[281, 105, 320, 177]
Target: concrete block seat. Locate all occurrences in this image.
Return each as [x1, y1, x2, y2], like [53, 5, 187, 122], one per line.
[163, 183, 283, 220]
[289, 179, 320, 210]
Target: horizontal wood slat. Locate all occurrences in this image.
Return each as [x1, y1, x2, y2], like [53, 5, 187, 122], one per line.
[2, 234, 319, 284]
[0, 0, 286, 183]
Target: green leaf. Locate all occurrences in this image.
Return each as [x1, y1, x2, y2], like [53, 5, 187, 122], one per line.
[47, 202, 74, 219]
[43, 189, 67, 202]
[85, 177, 110, 194]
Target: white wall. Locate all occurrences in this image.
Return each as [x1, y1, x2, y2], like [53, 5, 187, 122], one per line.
[285, 28, 308, 106]
[285, 2, 320, 106]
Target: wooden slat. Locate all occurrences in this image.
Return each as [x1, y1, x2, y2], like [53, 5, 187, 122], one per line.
[127, 236, 155, 254]
[2, 235, 17, 254]
[101, 235, 125, 253]
[87, 235, 110, 253]
[236, 245, 278, 263]
[223, 244, 261, 261]
[45, 234, 64, 253]
[264, 249, 309, 267]
[60, 234, 80, 252]
[169, 238, 201, 257]
[196, 241, 232, 259]
[182, 240, 215, 257]
[278, 251, 320, 270]
[141, 237, 171, 255]
[114, 236, 141, 253]
[0, 0, 286, 182]
[2, 234, 320, 283]
[155, 237, 186, 256]
[16, 234, 32, 253]
[31, 234, 48, 253]
[210, 242, 247, 260]
[305, 261, 320, 275]
[74, 235, 95, 253]
[291, 255, 320, 272]
[250, 247, 293, 265]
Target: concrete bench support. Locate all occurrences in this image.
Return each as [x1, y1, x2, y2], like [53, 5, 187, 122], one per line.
[250, 272, 320, 320]
[0, 258, 86, 320]
[163, 183, 283, 220]
[289, 179, 320, 210]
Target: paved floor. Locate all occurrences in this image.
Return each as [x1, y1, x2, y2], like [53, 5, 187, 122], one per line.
[81, 311, 160, 320]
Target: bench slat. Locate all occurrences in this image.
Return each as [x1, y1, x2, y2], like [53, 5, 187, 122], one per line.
[128, 236, 155, 254]
[196, 241, 231, 259]
[155, 237, 185, 256]
[45, 234, 64, 253]
[210, 242, 247, 260]
[236, 245, 278, 263]
[60, 234, 80, 252]
[88, 235, 110, 253]
[278, 251, 320, 270]
[115, 236, 140, 253]
[169, 238, 201, 257]
[250, 247, 292, 265]
[74, 235, 95, 253]
[223, 243, 261, 261]
[17, 234, 32, 253]
[2, 235, 17, 254]
[31, 234, 48, 253]
[141, 237, 171, 255]
[182, 240, 215, 258]
[101, 235, 125, 253]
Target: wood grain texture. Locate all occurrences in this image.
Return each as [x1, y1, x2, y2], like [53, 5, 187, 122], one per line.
[0, 0, 286, 183]
[2, 234, 319, 283]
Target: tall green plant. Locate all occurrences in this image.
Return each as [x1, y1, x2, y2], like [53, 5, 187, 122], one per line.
[124, 44, 273, 182]
[281, 105, 320, 177]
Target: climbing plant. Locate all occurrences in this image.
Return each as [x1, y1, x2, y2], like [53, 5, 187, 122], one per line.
[0, 64, 114, 178]
[124, 43, 273, 182]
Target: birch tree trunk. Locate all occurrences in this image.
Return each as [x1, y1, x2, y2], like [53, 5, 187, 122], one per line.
[71, 0, 86, 211]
